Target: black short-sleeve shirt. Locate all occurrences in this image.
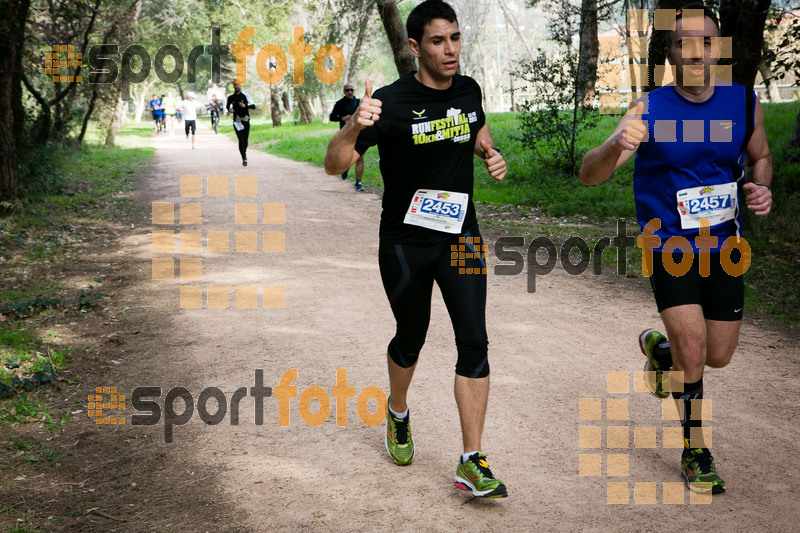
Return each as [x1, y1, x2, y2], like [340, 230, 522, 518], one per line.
[355, 72, 486, 244]
[226, 92, 254, 119]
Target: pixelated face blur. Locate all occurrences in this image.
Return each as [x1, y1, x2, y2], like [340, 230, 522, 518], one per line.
[666, 15, 720, 88]
[412, 18, 461, 85]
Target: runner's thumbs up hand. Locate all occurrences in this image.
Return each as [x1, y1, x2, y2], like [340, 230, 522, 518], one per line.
[355, 78, 382, 128]
[615, 101, 647, 151]
[481, 140, 506, 181]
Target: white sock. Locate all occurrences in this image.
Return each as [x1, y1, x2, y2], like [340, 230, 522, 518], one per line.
[462, 451, 481, 463]
[388, 405, 408, 419]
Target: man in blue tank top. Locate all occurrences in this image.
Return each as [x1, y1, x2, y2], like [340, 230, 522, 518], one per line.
[580, 5, 772, 495]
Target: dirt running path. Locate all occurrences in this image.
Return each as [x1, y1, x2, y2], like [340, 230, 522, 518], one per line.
[114, 123, 799, 531]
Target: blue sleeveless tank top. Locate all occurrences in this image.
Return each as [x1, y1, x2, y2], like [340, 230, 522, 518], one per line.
[634, 83, 754, 252]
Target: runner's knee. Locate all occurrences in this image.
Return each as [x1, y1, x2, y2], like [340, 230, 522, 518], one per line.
[454, 336, 489, 378]
[670, 335, 706, 370]
[705, 346, 734, 368]
[388, 337, 423, 368]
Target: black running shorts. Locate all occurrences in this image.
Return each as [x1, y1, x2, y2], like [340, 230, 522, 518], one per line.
[649, 250, 744, 321]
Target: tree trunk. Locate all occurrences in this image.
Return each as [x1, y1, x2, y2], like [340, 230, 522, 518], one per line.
[25, 0, 100, 146]
[758, 61, 782, 103]
[20, 73, 53, 144]
[0, 99, 16, 202]
[497, 0, 536, 63]
[103, 0, 141, 140]
[576, 0, 598, 108]
[54, 91, 64, 138]
[281, 91, 291, 114]
[78, 87, 99, 144]
[628, 0, 649, 95]
[0, 0, 31, 203]
[270, 85, 282, 127]
[131, 77, 155, 122]
[319, 90, 329, 124]
[376, 0, 416, 76]
[134, 93, 145, 122]
[105, 90, 126, 147]
[720, 0, 770, 89]
[509, 74, 517, 112]
[346, 6, 373, 84]
[294, 88, 315, 124]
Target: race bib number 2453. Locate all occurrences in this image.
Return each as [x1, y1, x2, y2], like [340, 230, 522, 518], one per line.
[404, 190, 469, 234]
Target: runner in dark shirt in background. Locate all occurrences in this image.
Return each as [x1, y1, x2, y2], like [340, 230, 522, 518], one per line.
[227, 80, 256, 166]
[329, 83, 365, 191]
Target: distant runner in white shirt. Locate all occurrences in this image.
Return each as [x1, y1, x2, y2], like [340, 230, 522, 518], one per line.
[177, 92, 205, 150]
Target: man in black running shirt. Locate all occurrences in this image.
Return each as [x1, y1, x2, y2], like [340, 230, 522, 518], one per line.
[324, 0, 508, 499]
[227, 80, 256, 166]
[329, 83, 365, 190]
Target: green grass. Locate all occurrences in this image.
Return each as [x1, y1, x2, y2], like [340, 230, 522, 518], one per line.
[0, 120, 153, 259]
[0, 325, 40, 357]
[473, 112, 635, 218]
[79, 119, 157, 145]
[0, 340, 62, 423]
[0, 120, 156, 426]
[6, 518, 38, 533]
[7, 147, 151, 232]
[241, 118, 388, 184]
[740, 100, 800, 323]
[7, 437, 68, 469]
[0, 394, 48, 425]
[246, 113, 637, 219]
